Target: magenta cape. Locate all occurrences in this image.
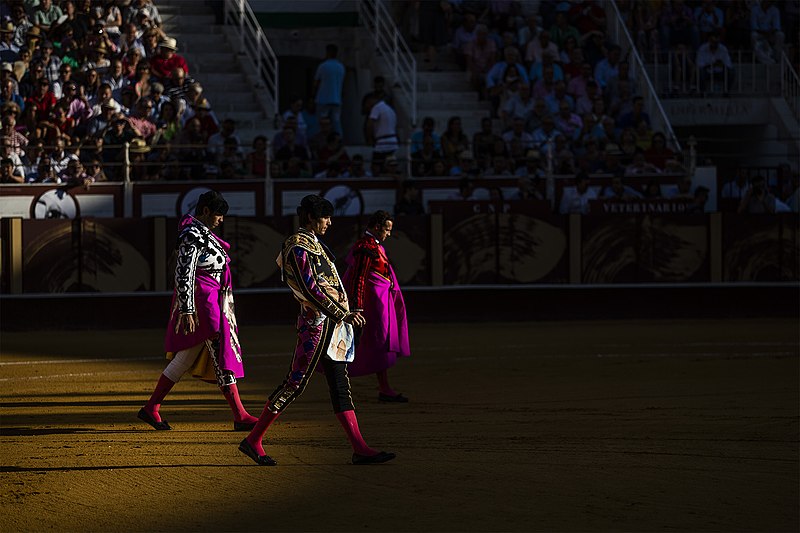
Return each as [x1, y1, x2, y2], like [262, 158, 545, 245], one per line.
[342, 253, 410, 377]
[163, 218, 244, 379]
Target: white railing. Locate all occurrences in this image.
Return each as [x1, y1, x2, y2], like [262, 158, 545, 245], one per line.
[223, 0, 279, 122]
[356, 0, 417, 127]
[781, 52, 800, 121]
[644, 49, 782, 97]
[607, 1, 682, 154]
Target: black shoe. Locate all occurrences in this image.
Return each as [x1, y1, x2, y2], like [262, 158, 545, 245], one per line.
[233, 421, 256, 431]
[378, 393, 409, 403]
[352, 451, 396, 465]
[238, 438, 277, 466]
[137, 408, 171, 430]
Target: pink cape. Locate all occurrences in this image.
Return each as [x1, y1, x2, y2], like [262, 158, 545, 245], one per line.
[342, 252, 410, 377]
[163, 217, 244, 379]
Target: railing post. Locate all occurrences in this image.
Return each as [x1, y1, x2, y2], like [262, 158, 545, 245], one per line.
[239, 0, 245, 53]
[738, 50, 742, 93]
[405, 138, 411, 178]
[545, 139, 555, 209]
[373, 0, 380, 50]
[687, 136, 697, 177]
[393, 31, 398, 79]
[667, 51, 672, 92]
[256, 31, 262, 85]
[123, 142, 132, 217]
[781, 53, 785, 96]
[123, 142, 131, 183]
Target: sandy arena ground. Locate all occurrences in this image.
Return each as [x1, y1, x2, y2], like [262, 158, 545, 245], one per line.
[1, 319, 798, 532]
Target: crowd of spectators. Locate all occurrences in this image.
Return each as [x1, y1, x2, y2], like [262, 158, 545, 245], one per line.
[0, 0, 254, 184]
[1, 0, 796, 215]
[619, 0, 797, 94]
[398, 0, 689, 201]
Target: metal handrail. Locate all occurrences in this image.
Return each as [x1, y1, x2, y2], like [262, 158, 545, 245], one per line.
[646, 49, 781, 97]
[356, 0, 417, 127]
[780, 52, 800, 121]
[607, 1, 682, 154]
[223, 0, 279, 122]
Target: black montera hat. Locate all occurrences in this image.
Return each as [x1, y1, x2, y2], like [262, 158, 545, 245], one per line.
[297, 194, 334, 220]
[195, 190, 229, 215]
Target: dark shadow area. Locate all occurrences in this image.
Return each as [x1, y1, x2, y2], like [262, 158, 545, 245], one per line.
[0, 463, 354, 473]
[1, 398, 225, 409]
[0, 390, 220, 400]
[2, 285, 798, 331]
[0, 427, 96, 437]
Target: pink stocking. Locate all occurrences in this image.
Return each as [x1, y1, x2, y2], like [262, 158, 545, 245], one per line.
[143, 374, 175, 422]
[245, 405, 281, 456]
[221, 384, 257, 424]
[376, 369, 397, 396]
[335, 410, 378, 456]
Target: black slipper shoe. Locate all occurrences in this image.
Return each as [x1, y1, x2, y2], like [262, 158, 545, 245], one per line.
[238, 438, 277, 466]
[137, 408, 172, 430]
[378, 393, 409, 403]
[352, 451, 396, 465]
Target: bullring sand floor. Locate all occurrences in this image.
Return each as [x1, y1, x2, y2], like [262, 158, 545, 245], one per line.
[1, 319, 798, 532]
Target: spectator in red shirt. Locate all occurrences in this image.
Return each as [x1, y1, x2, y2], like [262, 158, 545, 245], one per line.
[149, 37, 188, 81]
[26, 78, 57, 116]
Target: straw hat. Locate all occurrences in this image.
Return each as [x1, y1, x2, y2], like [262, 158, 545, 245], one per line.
[129, 138, 151, 153]
[13, 61, 27, 80]
[0, 22, 14, 33]
[158, 37, 177, 51]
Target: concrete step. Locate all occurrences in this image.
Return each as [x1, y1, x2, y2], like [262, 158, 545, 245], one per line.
[420, 112, 493, 134]
[417, 72, 474, 92]
[413, 52, 463, 72]
[168, 27, 225, 38]
[156, 0, 213, 11]
[187, 60, 241, 75]
[194, 72, 248, 87]
[204, 99, 262, 113]
[161, 13, 217, 26]
[418, 91, 480, 105]
[169, 33, 233, 54]
[418, 98, 491, 112]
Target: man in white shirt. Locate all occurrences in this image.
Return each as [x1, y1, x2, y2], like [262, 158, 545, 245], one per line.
[696, 33, 734, 91]
[560, 172, 599, 214]
[751, 0, 784, 63]
[364, 93, 398, 176]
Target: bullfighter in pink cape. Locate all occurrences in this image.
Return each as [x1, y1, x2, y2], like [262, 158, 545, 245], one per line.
[138, 190, 257, 431]
[342, 210, 411, 402]
[238, 195, 395, 466]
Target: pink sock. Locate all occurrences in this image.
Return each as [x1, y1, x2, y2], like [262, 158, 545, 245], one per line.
[335, 410, 378, 456]
[221, 384, 257, 423]
[245, 404, 280, 456]
[376, 370, 397, 397]
[143, 374, 175, 422]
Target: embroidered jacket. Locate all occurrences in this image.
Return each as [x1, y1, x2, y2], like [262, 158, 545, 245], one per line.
[346, 231, 392, 310]
[174, 214, 228, 315]
[278, 228, 350, 322]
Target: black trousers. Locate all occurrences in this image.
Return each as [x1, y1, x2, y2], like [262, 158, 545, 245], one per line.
[268, 318, 355, 414]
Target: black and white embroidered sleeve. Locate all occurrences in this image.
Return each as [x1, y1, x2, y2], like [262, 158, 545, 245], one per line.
[174, 226, 204, 314]
[174, 222, 228, 314]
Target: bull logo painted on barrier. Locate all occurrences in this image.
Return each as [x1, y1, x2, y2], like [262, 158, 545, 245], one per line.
[31, 189, 79, 219]
[323, 185, 363, 216]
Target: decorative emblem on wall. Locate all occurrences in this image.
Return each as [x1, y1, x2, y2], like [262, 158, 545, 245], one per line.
[31, 189, 80, 219]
